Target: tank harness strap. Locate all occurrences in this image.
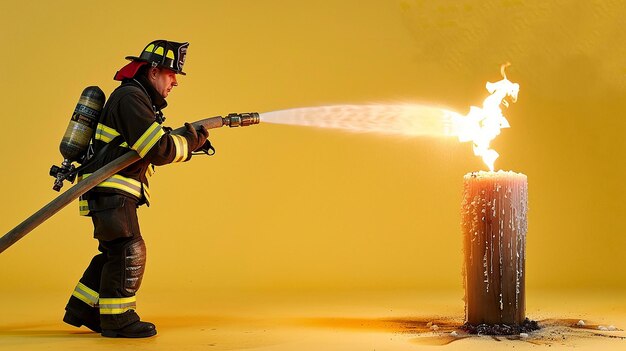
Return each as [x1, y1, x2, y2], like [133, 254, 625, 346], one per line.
[71, 135, 125, 177]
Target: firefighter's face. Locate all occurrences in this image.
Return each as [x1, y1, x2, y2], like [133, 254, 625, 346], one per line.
[149, 67, 178, 98]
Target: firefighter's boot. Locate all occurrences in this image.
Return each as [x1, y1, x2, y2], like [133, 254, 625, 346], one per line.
[63, 310, 102, 333]
[101, 320, 157, 338]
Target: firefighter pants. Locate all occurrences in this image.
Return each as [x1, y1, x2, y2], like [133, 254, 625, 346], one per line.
[65, 194, 146, 330]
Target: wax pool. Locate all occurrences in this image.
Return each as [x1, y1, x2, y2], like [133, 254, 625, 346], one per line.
[462, 170, 528, 326]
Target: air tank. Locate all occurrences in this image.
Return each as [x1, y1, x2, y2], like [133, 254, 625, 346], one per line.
[59, 86, 105, 162]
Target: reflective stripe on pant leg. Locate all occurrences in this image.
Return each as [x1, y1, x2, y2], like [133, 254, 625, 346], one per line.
[98, 237, 141, 329]
[71, 282, 99, 307]
[99, 296, 137, 315]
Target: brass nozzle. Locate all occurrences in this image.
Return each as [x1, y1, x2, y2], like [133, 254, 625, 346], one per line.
[224, 112, 260, 127]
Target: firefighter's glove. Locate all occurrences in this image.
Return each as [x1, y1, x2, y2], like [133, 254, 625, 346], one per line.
[182, 122, 209, 152]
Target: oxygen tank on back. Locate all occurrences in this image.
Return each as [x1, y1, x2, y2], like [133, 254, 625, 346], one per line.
[60, 87, 105, 161]
[50, 86, 106, 191]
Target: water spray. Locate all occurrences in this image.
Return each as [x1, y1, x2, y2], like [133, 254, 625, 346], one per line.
[259, 65, 518, 172]
[260, 104, 457, 137]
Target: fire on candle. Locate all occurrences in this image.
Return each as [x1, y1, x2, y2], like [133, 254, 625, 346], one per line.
[456, 66, 538, 335]
[450, 63, 520, 171]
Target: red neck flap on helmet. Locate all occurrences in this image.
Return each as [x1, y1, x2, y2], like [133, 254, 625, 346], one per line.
[114, 61, 148, 81]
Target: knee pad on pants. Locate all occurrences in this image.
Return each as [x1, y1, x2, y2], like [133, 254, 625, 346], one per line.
[123, 237, 146, 295]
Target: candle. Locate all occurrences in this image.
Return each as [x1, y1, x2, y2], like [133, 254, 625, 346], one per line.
[462, 170, 528, 326]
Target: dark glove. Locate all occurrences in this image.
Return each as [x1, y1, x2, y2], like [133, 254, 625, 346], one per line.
[182, 123, 209, 152]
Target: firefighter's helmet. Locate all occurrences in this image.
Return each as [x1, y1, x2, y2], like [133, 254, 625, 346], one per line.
[126, 40, 189, 75]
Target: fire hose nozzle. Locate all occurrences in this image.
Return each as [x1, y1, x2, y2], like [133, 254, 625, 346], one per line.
[224, 112, 260, 127]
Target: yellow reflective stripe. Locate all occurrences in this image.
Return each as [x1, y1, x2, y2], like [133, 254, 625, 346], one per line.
[99, 297, 136, 315]
[154, 46, 164, 56]
[171, 134, 188, 163]
[80, 173, 145, 200]
[79, 199, 89, 216]
[98, 176, 142, 198]
[95, 123, 130, 148]
[100, 297, 136, 304]
[132, 122, 164, 158]
[145, 44, 155, 53]
[145, 165, 155, 178]
[72, 282, 99, 307]
[76, 282, 98, 299]
[166, 49, 175, 59]
[143, 185, 151, 203]
[95, 123, 120, 143]
[100, 307, 136, 314]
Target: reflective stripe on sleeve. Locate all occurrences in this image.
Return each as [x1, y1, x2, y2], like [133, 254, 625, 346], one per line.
[99, 296, 137, 315]
[95, 123, 120, 143]
[132, 122, 164, 158]
[171, 134, 189, 163]
[95, 123, 129, 148]
[72, 282, 99, 307]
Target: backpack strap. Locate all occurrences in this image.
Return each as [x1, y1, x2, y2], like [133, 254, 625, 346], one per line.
[70, 135, 125, 178]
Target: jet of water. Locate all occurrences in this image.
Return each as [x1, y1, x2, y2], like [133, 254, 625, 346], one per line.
[260, 104, 458, 138]
[260, 68, 518, 171]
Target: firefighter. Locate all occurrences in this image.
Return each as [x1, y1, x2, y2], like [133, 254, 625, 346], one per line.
[63, 40, 209, 338]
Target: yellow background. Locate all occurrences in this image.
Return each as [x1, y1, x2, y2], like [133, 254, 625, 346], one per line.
[1, 0, 624, 312]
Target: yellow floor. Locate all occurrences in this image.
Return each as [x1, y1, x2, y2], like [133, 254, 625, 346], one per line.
[1, 289, 624, 350]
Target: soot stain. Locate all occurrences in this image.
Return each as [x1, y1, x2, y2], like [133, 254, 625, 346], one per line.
[298, 316, 624, 346]
[410, 318, 625, 346]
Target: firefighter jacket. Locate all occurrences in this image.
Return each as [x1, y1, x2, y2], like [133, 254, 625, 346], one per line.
[78, 75, 194, 215]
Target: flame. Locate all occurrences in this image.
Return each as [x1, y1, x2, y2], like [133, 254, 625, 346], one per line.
[450, 64, 520, 171]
